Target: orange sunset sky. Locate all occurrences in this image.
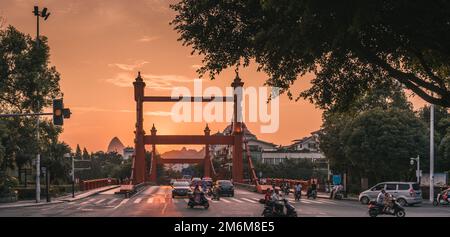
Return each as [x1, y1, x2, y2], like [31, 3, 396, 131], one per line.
[0, 0, 428, 153]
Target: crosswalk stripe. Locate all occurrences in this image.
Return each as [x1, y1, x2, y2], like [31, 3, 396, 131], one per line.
[184, 199, 189, 203]
[134, 198, 142, 204]
[147, 197, 154, 203]
[107, 198, 118, 205]
[173, 199, 179, 204]
[301, 200, 312, 204]
[221, 198, 231, 203]
[231, 198, 243, 203]
[241, 198, 257, 203]
[113, 199, 129, 209]
[95, 199, 106, 204]
[80, 198, 95, 205]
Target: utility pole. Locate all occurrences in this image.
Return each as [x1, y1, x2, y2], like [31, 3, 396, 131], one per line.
[32, 5, 50, 204]
[430, 104, 435, 202]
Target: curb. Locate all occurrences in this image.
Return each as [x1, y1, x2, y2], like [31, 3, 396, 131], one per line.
[0, 200, 64, 209]
[60, 185, 120, 202]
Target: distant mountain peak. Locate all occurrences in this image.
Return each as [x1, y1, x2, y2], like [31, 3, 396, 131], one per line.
[107, 137, 125, 155]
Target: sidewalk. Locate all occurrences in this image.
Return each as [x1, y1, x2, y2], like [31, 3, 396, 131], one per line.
[0, 185, 120, 209]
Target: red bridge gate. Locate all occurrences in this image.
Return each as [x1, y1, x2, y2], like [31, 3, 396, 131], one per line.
[132, 72, 245, 184]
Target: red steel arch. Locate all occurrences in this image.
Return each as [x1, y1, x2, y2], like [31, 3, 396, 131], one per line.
[132, 72, 244, 184]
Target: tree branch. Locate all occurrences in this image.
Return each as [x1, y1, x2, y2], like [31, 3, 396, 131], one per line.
[355, 46, 450, 107]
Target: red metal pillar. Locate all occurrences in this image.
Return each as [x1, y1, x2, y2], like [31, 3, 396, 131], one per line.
[204, 124, 211, 178]
[231, 72, 244, 183]
[149, 124, 158, 182]
[133, 72, 146, 184]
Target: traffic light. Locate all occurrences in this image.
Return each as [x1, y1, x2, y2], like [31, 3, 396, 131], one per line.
[53, 99, 71, 126]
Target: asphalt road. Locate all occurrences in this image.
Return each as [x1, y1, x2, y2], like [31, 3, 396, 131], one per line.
[1, 186, 450, 217]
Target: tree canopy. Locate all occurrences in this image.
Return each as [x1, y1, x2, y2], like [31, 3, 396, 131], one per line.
[171, 0, 450, 109]
[0, 25, 64, 182]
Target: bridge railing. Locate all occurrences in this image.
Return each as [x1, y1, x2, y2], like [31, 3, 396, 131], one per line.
[80, 178, 119, 191]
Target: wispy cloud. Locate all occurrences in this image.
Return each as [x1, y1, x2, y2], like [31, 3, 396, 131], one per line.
[108, 61, 149, 71]
[137, 36, 160, 43]
[106, 72, 196, 90]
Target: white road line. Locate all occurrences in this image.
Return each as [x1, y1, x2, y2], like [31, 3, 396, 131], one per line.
[221, 198, 231, 203]
[80, 198, 95, 205]
[147, 197, 154, 204]
[173, 199, 179, 204]
[114, 199, 129, 209]
[95, 199, 106, 204]
[184, 199, 189, 203]
[134, 198, 142, 204]
[231, 198, 244, 203]
[301, 200, 312, 204]
[241, 198, 257, 203]
[107, 198, 118, 205]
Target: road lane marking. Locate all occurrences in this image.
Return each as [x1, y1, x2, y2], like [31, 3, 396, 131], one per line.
[231, 198, 244, 203]
[95, 199, 106, 204]
[161, 203, 168, 214]
[107, 198, 118, 205]
[173, 199, 179, 204]
[221, 198, 231, 203]
[134, 198, 142, 204]
[300, 200, 312, 204]
[114, 199, 129, 209]
[147, 197, 154, 203]
[241, 198, 257, 203]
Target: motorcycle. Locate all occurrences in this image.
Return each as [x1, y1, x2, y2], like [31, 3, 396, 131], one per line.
[307, 188, 317, 199]
[333, 190, 344, 200]
[368, 199, 406, 217]
[433, 192, 450, 206]
[188, 191, 210, 209]
[294, 190, 302, 201]
[262, 199, 297, 217]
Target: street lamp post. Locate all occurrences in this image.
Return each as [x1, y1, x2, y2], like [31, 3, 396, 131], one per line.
[410, 155, 420, 184]
[32, 5, 50, 204]
[430, 104, 435, 202]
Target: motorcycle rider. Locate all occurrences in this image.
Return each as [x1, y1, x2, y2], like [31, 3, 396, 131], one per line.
[307, 181, 317, 198]
[271, 189, 284, 215]
[193, 185, 203, 203]
[294, 182, 302, 200]
[376, 189, 387, 211]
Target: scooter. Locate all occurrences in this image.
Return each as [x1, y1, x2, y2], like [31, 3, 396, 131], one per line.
[188, 191, 210, 209]
[433, 193, 450, 206]
[368, 199, 406, 217]
[262, 199, 297, 217]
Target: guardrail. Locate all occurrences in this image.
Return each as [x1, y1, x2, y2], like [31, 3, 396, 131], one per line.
[80, 178, 119, 191]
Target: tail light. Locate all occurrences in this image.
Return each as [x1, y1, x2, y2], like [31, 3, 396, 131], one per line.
[409, 188, 415, 197]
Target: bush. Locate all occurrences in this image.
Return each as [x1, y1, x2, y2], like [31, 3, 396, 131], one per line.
[0, 174, 19, 196]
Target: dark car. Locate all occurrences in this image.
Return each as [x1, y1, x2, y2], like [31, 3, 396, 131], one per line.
[216, 180, 234, 197]
[172, 181, 191, 198]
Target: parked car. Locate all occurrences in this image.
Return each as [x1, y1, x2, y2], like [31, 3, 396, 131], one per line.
[215, 180, 234, 197]
[182, 175, 192, 180]
[172, 181, 191, 198]
[359, 182, 422, 206]
[170, 179, 177, 186]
